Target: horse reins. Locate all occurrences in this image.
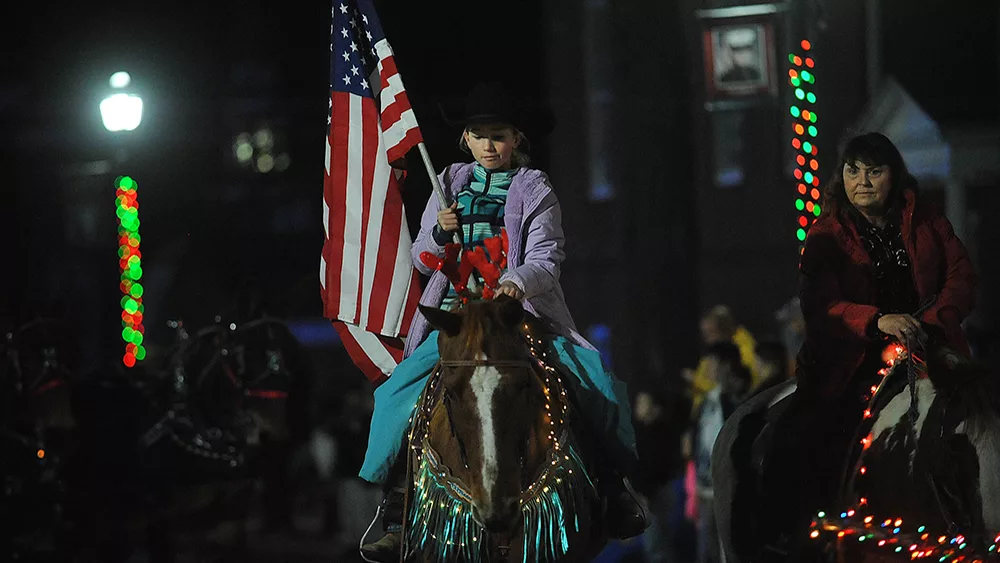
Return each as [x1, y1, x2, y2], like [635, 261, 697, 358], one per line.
[899, 297, 970, 537]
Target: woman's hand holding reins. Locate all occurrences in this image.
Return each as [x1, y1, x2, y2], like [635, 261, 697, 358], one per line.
[494, 281, 524, 300]
[437, 203, 460, 232]
[877, 313, 928, 346]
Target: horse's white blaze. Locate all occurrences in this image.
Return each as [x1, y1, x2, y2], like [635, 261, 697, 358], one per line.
[871, 378, 936, 445]
[470, 356, 501, 519]
[955, 417, 1000, 531]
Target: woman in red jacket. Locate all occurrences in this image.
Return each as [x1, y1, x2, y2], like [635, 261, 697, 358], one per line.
[765, 132, 977, 557]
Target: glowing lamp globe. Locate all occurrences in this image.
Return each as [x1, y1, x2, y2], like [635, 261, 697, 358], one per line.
[100, 93, 144, 132]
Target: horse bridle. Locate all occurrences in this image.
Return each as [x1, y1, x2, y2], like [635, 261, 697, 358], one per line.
[437, 358, 537, 470]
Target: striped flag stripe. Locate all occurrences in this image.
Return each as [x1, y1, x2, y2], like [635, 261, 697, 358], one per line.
[366, 170, 403, 334]
[323, 95, 351, 315]
[333, 321, 402, 386]
[358, 103, 390, 330]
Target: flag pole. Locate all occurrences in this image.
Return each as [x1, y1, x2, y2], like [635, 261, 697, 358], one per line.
[414, 140, 478, 292]
[417, 142, 448, 210]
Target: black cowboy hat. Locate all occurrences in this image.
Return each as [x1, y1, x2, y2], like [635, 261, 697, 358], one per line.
[439, 81, 555, 137]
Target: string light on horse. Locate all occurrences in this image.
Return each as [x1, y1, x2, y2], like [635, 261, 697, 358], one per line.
[809, 339, 1000, 561]
[402, 231, 606, 562]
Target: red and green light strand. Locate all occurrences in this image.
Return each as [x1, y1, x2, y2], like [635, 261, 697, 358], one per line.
[789, 39, 821, 251]
[809, 344, 1000, 561]
[116, 176, 146, 367]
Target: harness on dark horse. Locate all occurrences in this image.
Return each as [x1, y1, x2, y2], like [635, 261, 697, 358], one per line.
[139, 317, 293, 472]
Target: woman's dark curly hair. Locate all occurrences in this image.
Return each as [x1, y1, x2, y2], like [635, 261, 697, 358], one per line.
[821, 132, 919, 220]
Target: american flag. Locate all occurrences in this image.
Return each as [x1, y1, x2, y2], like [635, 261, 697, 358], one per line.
[321, 0, 423, 385]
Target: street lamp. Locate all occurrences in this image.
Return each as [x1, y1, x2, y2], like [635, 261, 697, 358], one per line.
[100, 71, 146, 367]
[100, 71, 143, 132]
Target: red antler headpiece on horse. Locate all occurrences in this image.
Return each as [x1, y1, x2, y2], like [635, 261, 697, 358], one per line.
[418, 229, 509, 302]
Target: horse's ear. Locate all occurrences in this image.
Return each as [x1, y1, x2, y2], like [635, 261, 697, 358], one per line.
[494, 295, 524, 328]
[419, 305, 462, 337]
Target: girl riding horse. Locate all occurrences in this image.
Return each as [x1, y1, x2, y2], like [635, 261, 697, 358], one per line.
[360, 81, 647, 561]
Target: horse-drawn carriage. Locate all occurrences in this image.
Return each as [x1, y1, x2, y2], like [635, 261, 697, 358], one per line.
[1, 313, 305, 562]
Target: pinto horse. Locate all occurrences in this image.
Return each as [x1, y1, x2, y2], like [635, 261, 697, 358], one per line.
[712, 338, 1000, 563]
[403, 296, 607, 563]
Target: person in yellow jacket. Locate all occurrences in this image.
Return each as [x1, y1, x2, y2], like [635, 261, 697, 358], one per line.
[687, 305, 760, 415]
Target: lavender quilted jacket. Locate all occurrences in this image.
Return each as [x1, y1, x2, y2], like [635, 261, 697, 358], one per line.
[403, 162, 595, 357]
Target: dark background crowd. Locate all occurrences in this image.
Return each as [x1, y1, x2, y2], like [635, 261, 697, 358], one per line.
[2, 0, 998, 561]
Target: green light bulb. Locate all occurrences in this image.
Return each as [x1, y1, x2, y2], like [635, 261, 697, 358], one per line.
[130, 284, 144, 298]
[135, 346, 147, 361]
[125, 299, 139, 314]
[132, 332, 144, 345]
[801, 71, 811, 82]
[813, 204, 822, 216]
[791, 77, 801, 87]
[810, 112, 818, 123]
[130, 266, 143, 280]
[803, 142, 813, 153]
[807, 92, 816, 103]
[120, 296, 130, 308]
[788, 53, 796, 63]
[795, 199, 805, 211]
[795, 88, 805, 100]
[122, 327, 134, 341]
[796, 228, 807, 241]
[804, 172, 814, 183]
[808, 125, 818, 137]
[790, 106, 801, 117]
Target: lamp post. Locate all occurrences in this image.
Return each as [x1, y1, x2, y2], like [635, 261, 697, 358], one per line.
[100, 72, 143, 133]
[101, 72, 146, 367]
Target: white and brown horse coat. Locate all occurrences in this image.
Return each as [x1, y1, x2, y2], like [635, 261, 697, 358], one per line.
[712, 351, 1000, 562]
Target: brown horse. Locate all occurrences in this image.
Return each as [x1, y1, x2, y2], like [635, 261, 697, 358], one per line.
[712, 339, 1000, 563]
[404, 296, 607, 562]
